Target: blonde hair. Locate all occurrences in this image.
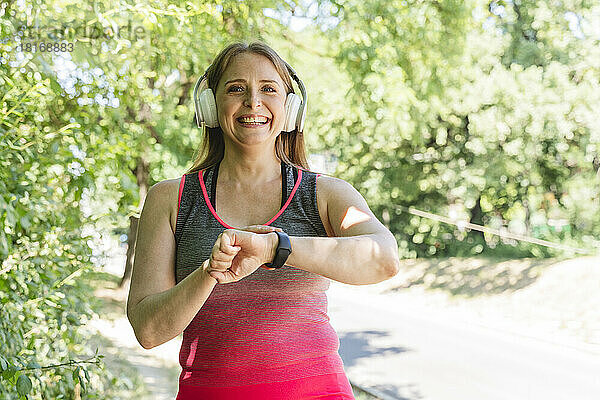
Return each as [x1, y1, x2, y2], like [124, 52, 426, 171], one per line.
[186, 41, 309, 174]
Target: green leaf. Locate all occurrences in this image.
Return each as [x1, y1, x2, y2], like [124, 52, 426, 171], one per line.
[79, 368, 87, 392]
[20, 214, 31, 230]
[26, 361, 41, 369]
[1, 369, 16, 381]
[16, 374, 32, 395]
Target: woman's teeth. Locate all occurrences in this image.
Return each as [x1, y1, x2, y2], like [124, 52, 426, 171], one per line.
[237, 117, 269, 125]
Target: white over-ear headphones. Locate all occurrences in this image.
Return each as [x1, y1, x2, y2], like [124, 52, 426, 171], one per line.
[193, 59, 307, 133]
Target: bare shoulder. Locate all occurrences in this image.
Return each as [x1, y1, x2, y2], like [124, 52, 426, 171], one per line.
[315, 174, 364, 210]
[147, 178, 180, 206]
[146, 178, 181, 234]
[315, 174, 358, 200]
[316, 173, 385, 237]
[315, 173, 357, 237]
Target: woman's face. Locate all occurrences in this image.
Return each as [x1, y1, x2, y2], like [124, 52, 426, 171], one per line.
[215, 52, 288, 146]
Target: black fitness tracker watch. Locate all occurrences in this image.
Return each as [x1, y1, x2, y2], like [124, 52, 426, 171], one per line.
[264, 231, 292, 269]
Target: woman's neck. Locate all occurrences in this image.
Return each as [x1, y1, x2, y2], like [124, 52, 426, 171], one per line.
[219, 147, 281, 186]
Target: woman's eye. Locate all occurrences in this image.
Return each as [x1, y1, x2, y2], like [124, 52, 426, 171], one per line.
[227, 85, 276, 93]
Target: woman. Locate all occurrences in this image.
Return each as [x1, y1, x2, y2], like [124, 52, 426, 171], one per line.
[126, 41, 400, 399]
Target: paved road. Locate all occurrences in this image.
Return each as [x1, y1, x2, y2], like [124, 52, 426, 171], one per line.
[91, 268, 181, 400]
[327, 282, 600, 400]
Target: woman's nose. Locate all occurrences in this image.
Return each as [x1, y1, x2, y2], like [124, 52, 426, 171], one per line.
[243, 89, 261, 108]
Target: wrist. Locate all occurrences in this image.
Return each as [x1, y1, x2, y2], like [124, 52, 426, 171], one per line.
[264, 232, 278, 265]
[201, 259, 218, 284]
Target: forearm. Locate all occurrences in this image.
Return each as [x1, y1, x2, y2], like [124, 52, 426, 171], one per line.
[129, 259, 217, 349]
[283, 233, 400, 285]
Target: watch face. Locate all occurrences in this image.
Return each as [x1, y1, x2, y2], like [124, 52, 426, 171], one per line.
[278, 232, 292, 251]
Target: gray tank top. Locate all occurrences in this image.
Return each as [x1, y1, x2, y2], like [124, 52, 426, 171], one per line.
[174, 161, 329, 284]
[173, 161, 344, 388]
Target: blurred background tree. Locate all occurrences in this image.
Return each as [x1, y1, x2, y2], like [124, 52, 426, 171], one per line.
[299, 0, 600, 258]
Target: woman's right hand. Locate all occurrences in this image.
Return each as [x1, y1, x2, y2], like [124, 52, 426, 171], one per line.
[206, 225, 282, 283]
[206, 233, 242, 276]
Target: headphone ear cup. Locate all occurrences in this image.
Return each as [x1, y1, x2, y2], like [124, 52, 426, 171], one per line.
[198, 88, 219, 128]
[283, 93, 301, 132]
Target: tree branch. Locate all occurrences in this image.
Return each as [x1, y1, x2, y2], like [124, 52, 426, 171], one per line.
[280, 31, 334, 58]
[18, 355, 103, 372]
[126, 105, 162, 144]
[178, 78, 194, 106]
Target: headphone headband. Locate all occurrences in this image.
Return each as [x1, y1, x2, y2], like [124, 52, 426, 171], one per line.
[192, 72, 207, 128]
[281, 60, 307, 134]
[193, 58, 307, 133]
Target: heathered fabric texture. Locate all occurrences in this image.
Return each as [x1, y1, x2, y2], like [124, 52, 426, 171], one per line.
[174, 161, 353, 396]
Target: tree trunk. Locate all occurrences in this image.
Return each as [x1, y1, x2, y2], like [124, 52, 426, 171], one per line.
[469, 195, 486, 240]
[74, 381, 81, 400]
[135, 156, 150, 208]
[523, 198, 531, 234]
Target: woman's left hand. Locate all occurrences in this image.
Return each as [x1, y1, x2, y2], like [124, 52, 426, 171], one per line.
[206, 226, 279, 284]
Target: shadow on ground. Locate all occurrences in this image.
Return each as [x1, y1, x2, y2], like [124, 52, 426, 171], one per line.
[370, 383, 424, 400]
[87, 270, 181, 400]
[388, 257, 561, 298]
[338, 330, 410, 369]
[338, 331, 422, 399]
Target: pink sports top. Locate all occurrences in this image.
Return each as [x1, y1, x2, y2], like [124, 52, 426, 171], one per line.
[173, 161, 354, 399]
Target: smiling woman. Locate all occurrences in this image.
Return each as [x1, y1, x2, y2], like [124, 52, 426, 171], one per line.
[190, 41, 308, 172]
[126, 41, 400, 400]
[215, 52, 287, 144]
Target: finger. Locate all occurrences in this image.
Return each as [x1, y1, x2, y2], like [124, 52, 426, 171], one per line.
[211, 235, 223, 256]
[220, 231, 241, 253]
[239, 225, 283, 233]
[219, 241, 241, 256]
[240, 224, 271, 230]
[210, 247, 238, 268]
[210, 259, 235, 272]
[238, 225, 260, 234]
[209, 258, 232, 271]
[210, 247, 234, 266]
[221, 229, 238, 247]
[212, 250, 240, 265]
[212, 235, 240, 258]
[210, 248, 240, 269]
[209, 269, 236, 281]
[208, 270, 225, 283]
[209, 270, 238, 284]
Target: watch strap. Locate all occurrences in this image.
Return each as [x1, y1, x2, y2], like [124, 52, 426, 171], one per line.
[264, 231, 292, 269]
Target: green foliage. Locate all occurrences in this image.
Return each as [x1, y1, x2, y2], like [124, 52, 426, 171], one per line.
[304, 0, 600, 258]
[2, 2, 154, 397]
